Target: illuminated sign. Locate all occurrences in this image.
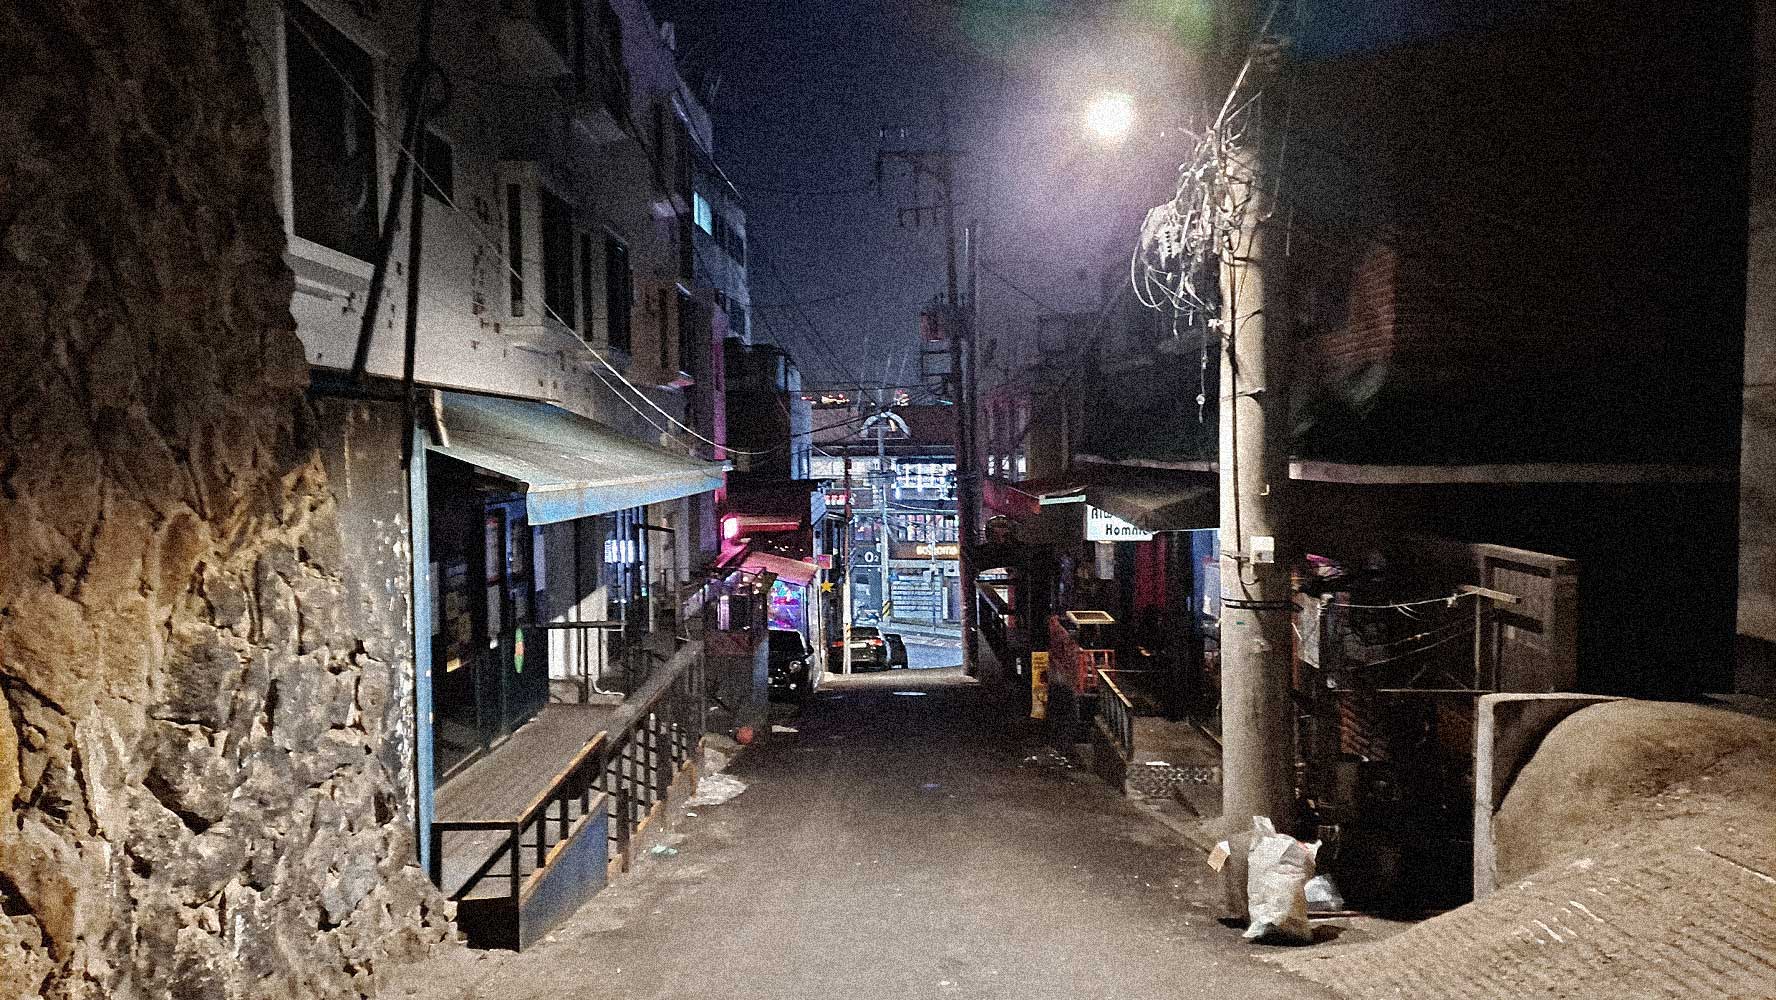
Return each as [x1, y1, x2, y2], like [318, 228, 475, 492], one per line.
[891, 542, 960, 560]
[1084, 506, 1154, 542]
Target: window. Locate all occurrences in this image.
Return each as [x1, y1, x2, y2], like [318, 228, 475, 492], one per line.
[693, 192, 713, 234]
[731, 304, 748, 340]
[676, 288, 694, 375]
[604, 236, 631, 352]
[651, 104, 666, 188]
[723, 223, 746, 268]
[677, 212, 693, 281]
[540, 189, 575, 329]
[578, 233, 595, 342]
[285, 4, 380, 261]
[505, 184, 525, 317]
[674, 120, 693, 198]
[656, 287, 671, 371]
[535, 0, 574, 62]
[420, 130, 453, 202]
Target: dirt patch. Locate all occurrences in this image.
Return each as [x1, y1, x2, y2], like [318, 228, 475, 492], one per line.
[1494, 700, 1776, 885]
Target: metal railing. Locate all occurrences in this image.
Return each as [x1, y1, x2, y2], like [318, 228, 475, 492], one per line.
[531, 619, 623, 701]
[602, 642, 704, 866]
[428, 729, 610, 900]
[1047, 615, 1115, 693]
[429, 641, 705, 902]
[1097, 669, 1135, 759]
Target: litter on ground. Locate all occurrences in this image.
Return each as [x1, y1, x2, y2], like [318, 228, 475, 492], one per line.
[686, 772, 748, 808]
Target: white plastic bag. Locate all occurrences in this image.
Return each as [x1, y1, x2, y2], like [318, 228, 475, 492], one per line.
[1243, 816, 1320, 943]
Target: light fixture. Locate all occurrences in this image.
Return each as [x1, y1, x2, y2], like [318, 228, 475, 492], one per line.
[1084, 91, 1135, 142]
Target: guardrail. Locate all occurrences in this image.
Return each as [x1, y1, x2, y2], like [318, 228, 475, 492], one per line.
[1047, 616, 1114, 692]
[603, 641, 704, 867]
[427, 729, 610, 898]
[428, 640, 705, 905]
[1097, 669, 1135, 759]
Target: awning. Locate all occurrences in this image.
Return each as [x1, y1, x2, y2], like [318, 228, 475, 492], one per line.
[1026, 465, 1217, 534]
[430, 392, 728, 525]
[741, 552, 818, 588]
[1083, 476, 1216, 533]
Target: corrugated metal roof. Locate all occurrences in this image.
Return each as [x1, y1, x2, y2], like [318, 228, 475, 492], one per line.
[431, 392, 728, 525]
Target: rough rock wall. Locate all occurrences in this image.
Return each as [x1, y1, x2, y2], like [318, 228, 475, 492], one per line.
[0, 3, 451, 998]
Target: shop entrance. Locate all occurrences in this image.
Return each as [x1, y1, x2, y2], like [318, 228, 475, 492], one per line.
[429, 459, 551, 781]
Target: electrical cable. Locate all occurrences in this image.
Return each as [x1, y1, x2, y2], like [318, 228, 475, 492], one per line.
[283, 6, 778, 458]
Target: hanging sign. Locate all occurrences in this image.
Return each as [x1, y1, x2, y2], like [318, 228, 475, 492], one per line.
[1084, 505, 1154, 542]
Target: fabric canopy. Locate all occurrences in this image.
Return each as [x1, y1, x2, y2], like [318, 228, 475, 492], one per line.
[430, 392, 728, 525]
[741, 552, 819, 588]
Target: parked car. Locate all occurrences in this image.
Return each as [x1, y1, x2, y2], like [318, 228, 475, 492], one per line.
[884, 632, 908, 669]
[767, 628, 820, 701]
[827, 625, 890, 671]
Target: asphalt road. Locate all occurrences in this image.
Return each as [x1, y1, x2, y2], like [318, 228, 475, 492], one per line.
[905, 636, 961, 669]
[396, 668, 1337, 1000]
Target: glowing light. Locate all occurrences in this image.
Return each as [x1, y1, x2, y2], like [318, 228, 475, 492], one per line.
[1084, 91, 1135, 142]
[722, 516, 741, 540]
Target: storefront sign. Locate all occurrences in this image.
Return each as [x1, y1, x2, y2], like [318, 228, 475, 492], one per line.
[1030, 651, 1049, 720]
[1084, 505, 1154, 542]
[891, 542, 960, 560]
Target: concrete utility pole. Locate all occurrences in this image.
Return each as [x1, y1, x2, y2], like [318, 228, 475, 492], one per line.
[876, 398, 893, 623]
[1217, 8, 1296, 832]
[843, 453, 854, 675]
[959, 219, 982, 673]
[876, 107, 979, 675]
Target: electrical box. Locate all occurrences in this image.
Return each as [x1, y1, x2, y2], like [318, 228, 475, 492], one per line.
[1251, 535, 1275, 564]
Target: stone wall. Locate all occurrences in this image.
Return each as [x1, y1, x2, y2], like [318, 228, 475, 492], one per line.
[0, 3, 450, 998]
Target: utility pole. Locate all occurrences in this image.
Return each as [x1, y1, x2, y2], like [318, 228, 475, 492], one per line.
[878, 109, 980, 677]
[1216, 8, 1296, 831]
[960, 219, 982, 673]
[876, 396, 893, 625]
[842, 452, 854, 675]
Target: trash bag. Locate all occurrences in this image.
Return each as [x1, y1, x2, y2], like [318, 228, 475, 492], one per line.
[1304, 873, 1345, 913]
[1241, 816, 1320, 944]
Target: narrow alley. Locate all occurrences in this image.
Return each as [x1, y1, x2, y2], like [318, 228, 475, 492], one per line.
[394, 670, 1342, 1000]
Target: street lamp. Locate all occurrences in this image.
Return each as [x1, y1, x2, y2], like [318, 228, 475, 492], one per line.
[1083, 91, 1135, 142]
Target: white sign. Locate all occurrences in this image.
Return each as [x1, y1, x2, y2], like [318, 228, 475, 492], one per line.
[1084, 505, 1154, 542]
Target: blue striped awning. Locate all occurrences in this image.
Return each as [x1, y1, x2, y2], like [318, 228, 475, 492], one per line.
[430, 392, 728, 525]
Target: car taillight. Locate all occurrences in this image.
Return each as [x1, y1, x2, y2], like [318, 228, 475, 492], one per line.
[869, 638, 883, 647]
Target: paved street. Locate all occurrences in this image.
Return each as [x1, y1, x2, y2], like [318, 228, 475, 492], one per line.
[904, 634, 963, 669]
[395, 668, 1338, 1000]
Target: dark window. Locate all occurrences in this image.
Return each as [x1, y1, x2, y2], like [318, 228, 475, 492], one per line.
[285, 4, 379, 261]
[506, 184, 525, 317]
[578, 232, 595, 342]
[541, 189, 575, 329]
[535, 0, 573, 62]
[598, 0, 628, 119]
[651, 105, 666, 188]
[604, 236, 631, 352]
[676, 288, 695, 374]
[725, 225, 746, 268]
[656, 287, 671, 371]
[674, 120, 693, 200]
[677, 212, 694, 281]
[421, 130, 453, 203]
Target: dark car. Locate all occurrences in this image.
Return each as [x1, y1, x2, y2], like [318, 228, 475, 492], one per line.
[884, 632, 908, 669]
[828, 625, 890, 671]
[768, 628, 820, 700]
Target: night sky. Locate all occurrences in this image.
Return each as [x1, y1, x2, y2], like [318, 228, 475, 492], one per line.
[652, 0, 1220, 395]
[653, 0, 1541, 395]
